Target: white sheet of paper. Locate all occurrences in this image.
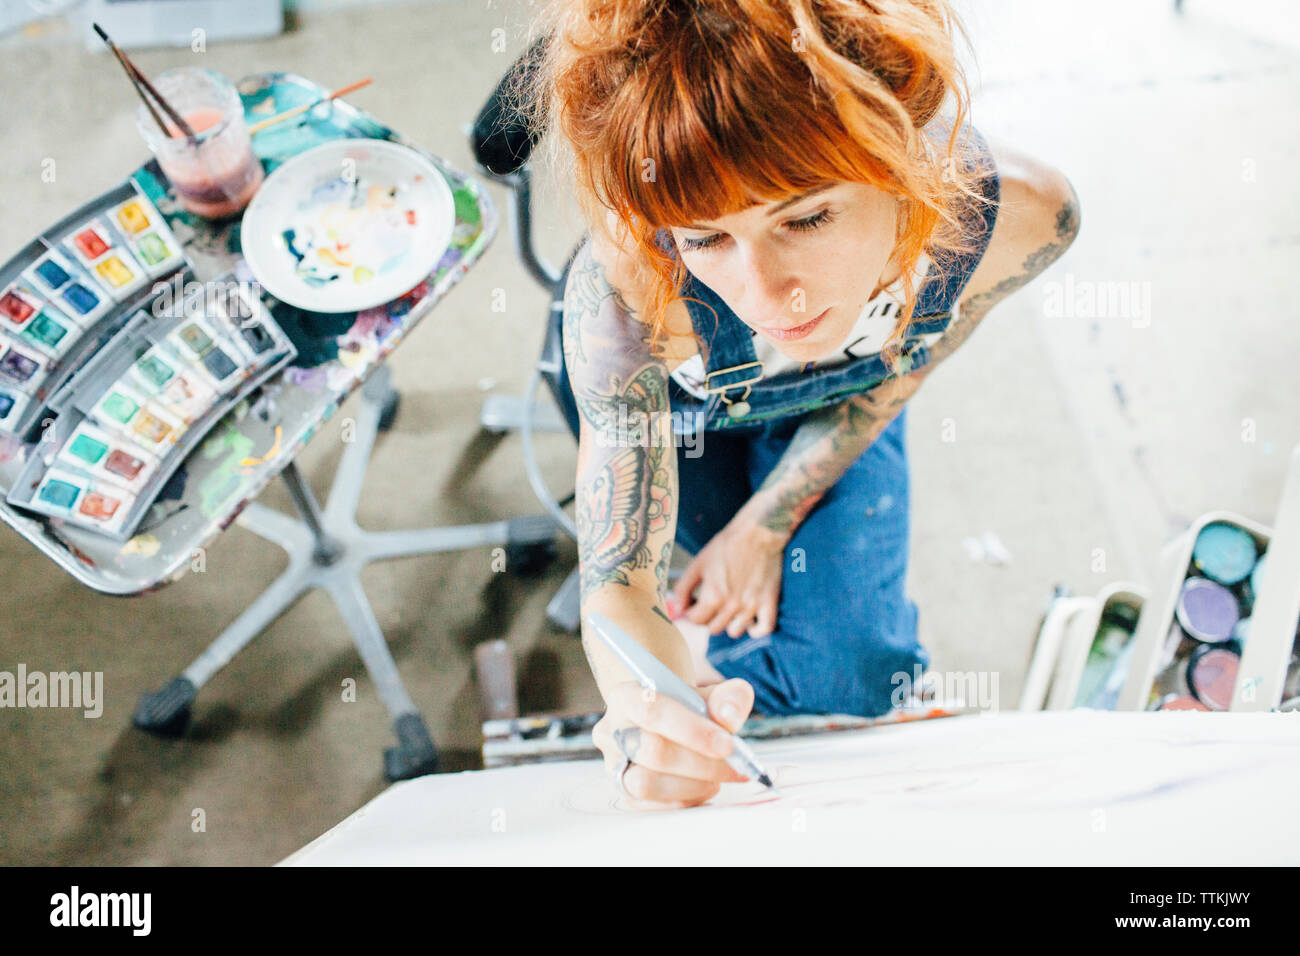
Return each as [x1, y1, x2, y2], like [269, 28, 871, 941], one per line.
[283, 711, 1300, 865]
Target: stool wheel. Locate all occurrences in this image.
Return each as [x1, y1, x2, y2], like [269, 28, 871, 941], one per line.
[384, 713, 439, 781]
[377, 389, 401, 431]
[132, 677, 197, 738]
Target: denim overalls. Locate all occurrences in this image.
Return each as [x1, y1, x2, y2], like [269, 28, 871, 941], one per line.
[556, 124, 1001, 717]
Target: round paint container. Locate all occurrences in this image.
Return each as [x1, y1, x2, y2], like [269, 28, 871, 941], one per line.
[1249, 552, 1269, 600]
[1192, 522, 1259, 586]
[1232, 616, 1251, 645]
[1186, 642, 1241, 711]
[1152, 694, 1210, 712]
[1175, 577, 1240, 643]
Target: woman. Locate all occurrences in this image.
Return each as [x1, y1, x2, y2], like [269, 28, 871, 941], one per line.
[520, 0, 1080, 808]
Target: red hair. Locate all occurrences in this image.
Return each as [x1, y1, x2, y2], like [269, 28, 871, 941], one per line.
[514, 0, 993, 373]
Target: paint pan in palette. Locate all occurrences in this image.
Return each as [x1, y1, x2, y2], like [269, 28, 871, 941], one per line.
[13, 303, 79, 363]
[0, 285, 45, 337]
[209, 287, 282, 364]
[90, 380, 186, 454]
[155, 367, 220, 424]
[148, 312, 248, 392]
[1, 282, 83, 362]
[55, 419, 159, 496]
[106, 195, 185, 278]
[161, 314, 248, 390]
[30, 466, 135, 536]
[0, 385, 30, 431]
[59, 217, 149, 302]
[0, 333, 49, 394]
[23, 249, 112, 327]
[127, 342, 220, 424]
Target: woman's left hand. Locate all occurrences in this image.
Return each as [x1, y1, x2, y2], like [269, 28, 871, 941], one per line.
[669, 518, 789, 638]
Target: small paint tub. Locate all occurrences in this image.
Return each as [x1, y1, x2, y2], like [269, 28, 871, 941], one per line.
[1151, 694, 1210, 712]
[1192, 521, 1259, 585]
[1175, 577, 1240, 643]
[1186, 642, 1242, 711]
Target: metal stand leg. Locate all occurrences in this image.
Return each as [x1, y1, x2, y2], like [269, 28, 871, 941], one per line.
[133, 366, 560, 781]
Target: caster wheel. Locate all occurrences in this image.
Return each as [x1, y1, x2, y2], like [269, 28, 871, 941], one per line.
[506, 539, 557, 577]
[384, 714, 439, 781]
[377, 389, 400, 431]
[133, 677, 197, 738]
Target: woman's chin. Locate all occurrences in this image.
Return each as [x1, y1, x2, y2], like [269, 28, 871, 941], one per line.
[766, 330, 840, 364]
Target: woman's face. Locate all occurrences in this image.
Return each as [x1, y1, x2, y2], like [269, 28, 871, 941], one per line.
[668, 181, 899, 364]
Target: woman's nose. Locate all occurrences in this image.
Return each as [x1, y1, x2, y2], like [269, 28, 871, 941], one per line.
[738, 245, 800, 322]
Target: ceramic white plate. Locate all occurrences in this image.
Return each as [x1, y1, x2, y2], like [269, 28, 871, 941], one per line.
[239, 139, 454, 313]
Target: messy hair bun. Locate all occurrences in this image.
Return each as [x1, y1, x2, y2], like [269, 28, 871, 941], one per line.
[511, 0, 993, 370]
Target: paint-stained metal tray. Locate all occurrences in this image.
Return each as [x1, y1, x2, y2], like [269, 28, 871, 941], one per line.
[0, 70, 498, 594]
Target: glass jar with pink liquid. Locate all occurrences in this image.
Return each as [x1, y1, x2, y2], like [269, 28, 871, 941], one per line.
[136, 67, 265, 220]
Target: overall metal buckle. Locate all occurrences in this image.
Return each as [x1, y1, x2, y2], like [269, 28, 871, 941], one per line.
[703, 360, 764, 418]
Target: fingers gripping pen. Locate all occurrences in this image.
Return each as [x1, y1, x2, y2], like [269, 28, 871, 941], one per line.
[585, 612, 779, 792]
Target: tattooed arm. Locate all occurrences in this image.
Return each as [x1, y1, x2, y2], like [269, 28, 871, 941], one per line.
[563, 235, 694, 695]
[721, 151, 1083, 565]
[568, 233, 757, 808]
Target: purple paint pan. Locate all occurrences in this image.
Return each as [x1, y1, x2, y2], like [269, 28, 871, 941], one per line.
[1174, 577, 1240, 643]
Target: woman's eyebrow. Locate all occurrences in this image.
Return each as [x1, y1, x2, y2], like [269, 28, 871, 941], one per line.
[764, 182, 837, 216]
[680, 183, 837, 230]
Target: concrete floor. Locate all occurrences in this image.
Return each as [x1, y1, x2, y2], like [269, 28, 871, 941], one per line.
[1, 0, 1296, 864]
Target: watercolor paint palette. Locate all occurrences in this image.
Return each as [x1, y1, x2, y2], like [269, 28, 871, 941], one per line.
[6, 271, 297, 540]
[0, 180, 190, 441]
[240, 138, 454, 313]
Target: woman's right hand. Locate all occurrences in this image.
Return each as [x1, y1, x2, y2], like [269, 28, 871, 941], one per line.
[591, 677, 756, 809]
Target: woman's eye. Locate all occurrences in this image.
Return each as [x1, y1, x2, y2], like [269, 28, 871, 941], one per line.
[679, 232, 724, 252]
[787, 208, 835, 232]
[678, 208, 835, 253]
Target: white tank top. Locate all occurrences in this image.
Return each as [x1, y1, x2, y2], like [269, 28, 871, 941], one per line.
[670, 252, 942, 401]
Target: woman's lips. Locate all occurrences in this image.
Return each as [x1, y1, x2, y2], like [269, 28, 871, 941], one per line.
[761, 308, 830, 342]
